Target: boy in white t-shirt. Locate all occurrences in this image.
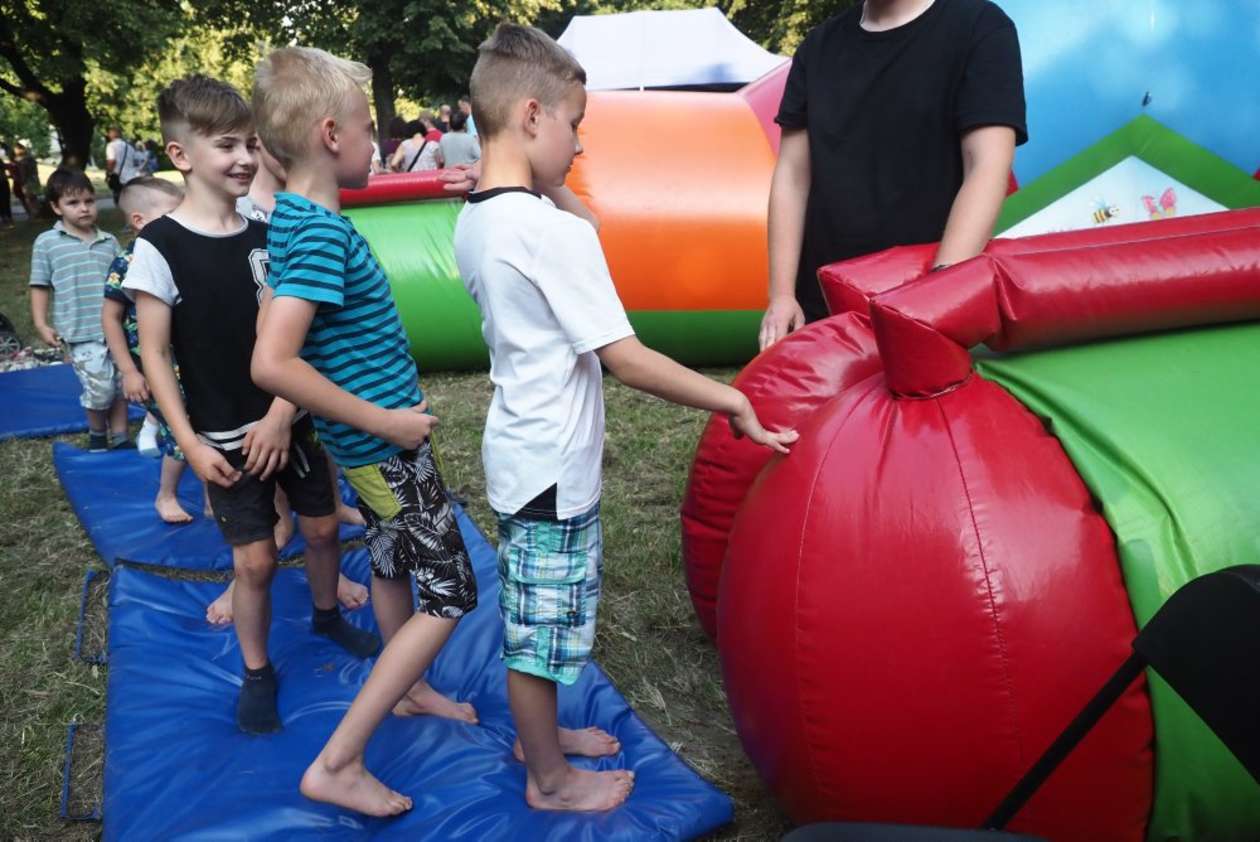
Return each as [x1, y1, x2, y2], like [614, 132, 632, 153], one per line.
[455, 23, 797, 813]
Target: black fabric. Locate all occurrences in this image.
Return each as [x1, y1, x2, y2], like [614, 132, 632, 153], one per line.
[466, 186, 543, 204]
[204, 417, 336, 547]
[237, 661, 280, 734]
[776, 0, 1027, 321]
[312, 606, 382, 658]
[139, 216, 274, 442]
[514, 484, 559, 521]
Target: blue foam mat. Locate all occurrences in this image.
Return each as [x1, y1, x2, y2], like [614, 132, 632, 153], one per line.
[54, 441, 365, 570]
[0, 363, 144, 440]
[104, 511, 733, 840]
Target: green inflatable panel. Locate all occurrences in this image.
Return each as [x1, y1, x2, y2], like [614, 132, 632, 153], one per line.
[977, 322, 1260, 842]
[345, 200, 760, 371]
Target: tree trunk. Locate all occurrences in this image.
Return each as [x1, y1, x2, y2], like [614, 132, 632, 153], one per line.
[368, 50, 395, 147]
[44, 78, 94, 170]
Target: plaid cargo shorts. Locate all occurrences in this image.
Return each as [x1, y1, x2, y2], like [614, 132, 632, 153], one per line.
[495, 502, 602, 685]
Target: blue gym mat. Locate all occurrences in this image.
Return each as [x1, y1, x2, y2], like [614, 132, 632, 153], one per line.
[53, 441, 365, 570]
[103, 512, 733, 841]
[0, 363, 144, 440]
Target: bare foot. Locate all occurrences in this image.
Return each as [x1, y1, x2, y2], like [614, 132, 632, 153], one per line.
[514, 727, 620, 763]
[274, 515, 295, 551]
[206, 580, 234, 625]
[525, 767, 635, 812]
[156, 494, 194, 524]
[338, 503, 366, 527]
[337, 574, 369, 611]
[392, 681, 479, 724]
[300, 755, 412, 817]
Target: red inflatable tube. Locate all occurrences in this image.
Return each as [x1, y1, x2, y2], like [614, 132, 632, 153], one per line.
[679, 313, 881, 640]
[872, 223, 1260, 396]
[819, 207, 1260, 317]
[718, 372, 1154, 838]
[339, 170, 461, 208]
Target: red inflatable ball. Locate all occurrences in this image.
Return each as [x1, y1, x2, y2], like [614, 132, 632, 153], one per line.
[696, 210, 1260, 836]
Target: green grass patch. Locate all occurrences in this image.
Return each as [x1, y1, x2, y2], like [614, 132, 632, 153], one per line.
[0, 209, 786, 839]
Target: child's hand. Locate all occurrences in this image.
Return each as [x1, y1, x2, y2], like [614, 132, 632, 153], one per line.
[36, 324, 60, 347]
[378, 400, 437, 450]
[122, 369, 150, 403]
[241, 414, 291, 481]
[188, 443, 242, 488]
[729, 398, 799, 455]
[440, 163, 480, 193]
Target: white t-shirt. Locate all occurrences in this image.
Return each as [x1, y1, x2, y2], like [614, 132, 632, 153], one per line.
[454, 188, 634, 519]
[396, 136, 440, 172]
[106, 138, 146, 184]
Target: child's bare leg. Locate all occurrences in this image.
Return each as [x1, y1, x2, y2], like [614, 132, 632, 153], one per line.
[203, 485, 213, 517]
[512, 727, 620, 763]
[300, 612, 459, 816]
[207, 579, 235, 625]
[509, 670, 634, 812]
[327, 451, 365, 527]
[273, 486, 294, 550]
[107, 396, 129, 437]
[337, 575, 368, 611]
[371, 574, 477, 722]
[155, 455, 193, 524]
[233, 538, 280, 733]
[302, 514, 379, 658]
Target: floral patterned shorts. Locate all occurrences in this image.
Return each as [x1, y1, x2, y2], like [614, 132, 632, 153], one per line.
[343, 442, 477, 618]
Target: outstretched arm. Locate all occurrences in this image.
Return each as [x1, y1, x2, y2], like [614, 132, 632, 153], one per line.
[933, 125, 1016, 268]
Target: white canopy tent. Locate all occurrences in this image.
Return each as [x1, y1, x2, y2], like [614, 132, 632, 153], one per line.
[556, 7, 787, 91]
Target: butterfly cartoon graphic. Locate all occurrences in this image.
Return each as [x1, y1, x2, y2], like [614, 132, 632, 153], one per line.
[1142, 187, 1177, 220]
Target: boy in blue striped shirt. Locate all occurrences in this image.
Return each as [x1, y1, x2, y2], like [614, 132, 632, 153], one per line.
[250, 47, 478, 816]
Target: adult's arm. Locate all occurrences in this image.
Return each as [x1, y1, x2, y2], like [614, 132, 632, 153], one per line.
[759, 128, 811, 350]
[933, 125, 1016, 267]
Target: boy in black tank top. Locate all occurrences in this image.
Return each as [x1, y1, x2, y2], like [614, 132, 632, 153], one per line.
[123, 75, 381, 735]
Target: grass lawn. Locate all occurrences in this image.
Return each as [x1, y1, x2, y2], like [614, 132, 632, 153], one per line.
[0, 209, 788, 840]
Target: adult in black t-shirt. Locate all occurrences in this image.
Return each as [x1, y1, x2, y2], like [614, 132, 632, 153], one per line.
[759, 0, 1027, 345]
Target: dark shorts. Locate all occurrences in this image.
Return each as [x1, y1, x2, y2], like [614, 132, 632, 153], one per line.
[343, 442, 477, 618]
[205, 416, 336, 546]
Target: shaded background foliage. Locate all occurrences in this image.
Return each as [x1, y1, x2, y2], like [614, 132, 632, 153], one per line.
[1, 0, 856, 166]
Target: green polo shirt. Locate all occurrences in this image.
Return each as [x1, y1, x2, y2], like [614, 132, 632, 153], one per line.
[29, 221, 120, 343]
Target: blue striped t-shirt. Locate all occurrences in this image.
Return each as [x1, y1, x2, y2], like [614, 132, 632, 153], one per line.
[268, 192, 422, 467]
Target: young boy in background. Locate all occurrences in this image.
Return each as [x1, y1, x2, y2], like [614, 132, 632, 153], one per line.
[124, 74, 380, 734]
[249, 46, 478, 816]
[456, 24, 796, 812]
[102, 176, 194, 521]
[29, 168, 127, 452]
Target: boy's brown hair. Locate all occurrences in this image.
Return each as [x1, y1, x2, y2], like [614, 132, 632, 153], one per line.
[469, 23, 586, 139]
[45, 168, 94, 206]
[157, 75, 253, 144]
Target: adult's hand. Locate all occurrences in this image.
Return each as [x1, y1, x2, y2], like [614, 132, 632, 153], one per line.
[758, 295, 805, 351]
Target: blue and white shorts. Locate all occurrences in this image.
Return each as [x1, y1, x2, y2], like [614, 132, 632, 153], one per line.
[495, 502, 602, 685]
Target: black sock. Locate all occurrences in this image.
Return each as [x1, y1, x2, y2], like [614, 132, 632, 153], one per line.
[237, 662, 281, 735]
[313, 605, 381, 658]
[108, 430, 132, 448]
[88, 430, 108, 451]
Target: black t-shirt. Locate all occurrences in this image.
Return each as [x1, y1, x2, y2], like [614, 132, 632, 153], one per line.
[776, 0, 1027, 321]
[129, 216, 274, 448]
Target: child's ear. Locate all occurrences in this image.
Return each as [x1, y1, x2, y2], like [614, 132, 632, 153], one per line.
[320, 117, 339, 153]
[129, 211, 145, 230]
[523, 99, 543, 138]
[166, 140, 191, 174]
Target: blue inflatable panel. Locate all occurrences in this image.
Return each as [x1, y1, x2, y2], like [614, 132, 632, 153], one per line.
[0, 364, 144, 441]
[104, 514, 733, 840]
[53, 441, 364, 570]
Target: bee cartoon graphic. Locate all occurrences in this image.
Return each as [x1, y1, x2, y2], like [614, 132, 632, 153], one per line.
[1142, 187, 1178, 220]
[1092, 198, 1120, 225]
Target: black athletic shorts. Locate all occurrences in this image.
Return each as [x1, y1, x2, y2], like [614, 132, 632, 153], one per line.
[205, 415, 336, 547]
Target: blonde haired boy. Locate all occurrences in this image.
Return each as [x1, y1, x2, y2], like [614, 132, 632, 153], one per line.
[250, 47, 478, 816]
[455, 23, 796, 812]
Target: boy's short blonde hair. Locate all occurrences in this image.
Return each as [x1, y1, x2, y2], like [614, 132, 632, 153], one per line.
[253, 47, 372, 168]
[158, 75, 253, 144]
[470, 23, 586, 139]
[118, 176, 184, 216]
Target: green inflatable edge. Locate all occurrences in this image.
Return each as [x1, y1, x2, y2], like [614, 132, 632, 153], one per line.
[977, 321, 1260, 842]
[345, 199, 760, 372]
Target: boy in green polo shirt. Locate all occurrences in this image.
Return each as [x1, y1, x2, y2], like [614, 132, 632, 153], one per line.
[29, 168, 127, 451]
